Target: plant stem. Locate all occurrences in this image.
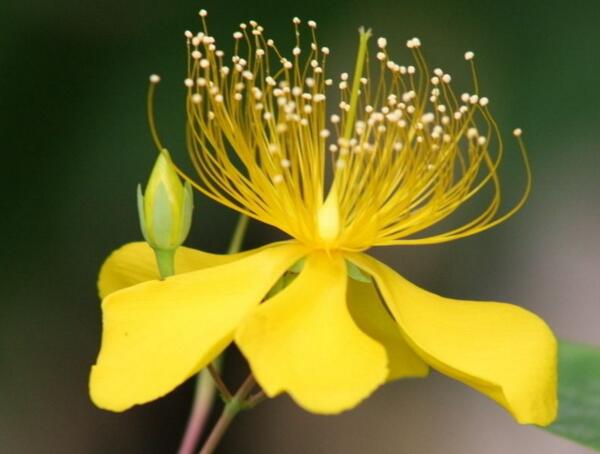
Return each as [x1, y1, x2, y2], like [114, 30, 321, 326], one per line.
[198, 375, 257, 454]
[207, 363, 233, 401]
[177, 215, 249, 454]
[178, 365, 220, 454]
[245, 390, 266, 409]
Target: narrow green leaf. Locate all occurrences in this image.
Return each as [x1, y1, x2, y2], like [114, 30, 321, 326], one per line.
[545, 341, 600, 451]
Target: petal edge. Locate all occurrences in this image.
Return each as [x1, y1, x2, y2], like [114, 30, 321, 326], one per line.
[98, 242, 252, 298]
[236, 251, 388, 414]
[346, 278, 429, 381]
[347, 253, 557, 426]
[90, 243, 307, 412]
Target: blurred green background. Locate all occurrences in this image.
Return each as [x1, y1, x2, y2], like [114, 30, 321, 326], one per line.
[1, 0, 599, 452]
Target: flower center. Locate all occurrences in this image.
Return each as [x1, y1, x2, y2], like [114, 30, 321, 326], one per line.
[317, 188, 341, 245]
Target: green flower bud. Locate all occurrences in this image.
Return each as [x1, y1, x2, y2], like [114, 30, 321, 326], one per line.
[137, 150, 193, 277]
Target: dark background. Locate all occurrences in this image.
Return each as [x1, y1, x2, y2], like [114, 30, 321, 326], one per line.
[1, 0, 599, 452]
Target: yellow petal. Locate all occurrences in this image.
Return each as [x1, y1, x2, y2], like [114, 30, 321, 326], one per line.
[90, 243, 307, 412]
[347, 253, 557, 426]
[346, 278, 429, 381]
[98, 242, 254, 298]
[235, 251, 388, 414]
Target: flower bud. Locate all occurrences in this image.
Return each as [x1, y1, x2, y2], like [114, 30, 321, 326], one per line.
[137, 150, 193, 277]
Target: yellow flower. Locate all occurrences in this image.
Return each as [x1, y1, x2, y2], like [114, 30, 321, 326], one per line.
[90, 16, 557, 425]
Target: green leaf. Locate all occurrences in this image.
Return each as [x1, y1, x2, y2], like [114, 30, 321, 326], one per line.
[545, 341, 600, 451]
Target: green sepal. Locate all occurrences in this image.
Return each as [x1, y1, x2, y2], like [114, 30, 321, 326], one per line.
[346, 260, 372, 283]
[288, 258, 306, 274]
[265, 271, 298, 299]
[137, 183, 149, 242]
[289, 258, 371, 283]
[151, 181, 175, 249]
[179, 180, 194, 244]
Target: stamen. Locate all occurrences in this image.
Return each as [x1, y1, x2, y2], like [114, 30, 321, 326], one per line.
[147, 74, 163, 151]
[175, 14, 530, 250]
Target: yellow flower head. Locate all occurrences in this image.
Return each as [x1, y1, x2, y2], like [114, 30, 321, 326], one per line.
[90, 13, 556, 426]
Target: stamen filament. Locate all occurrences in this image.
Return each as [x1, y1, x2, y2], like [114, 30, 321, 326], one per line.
[167, 14, 531, 251]
[147, 75, 164, 152]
